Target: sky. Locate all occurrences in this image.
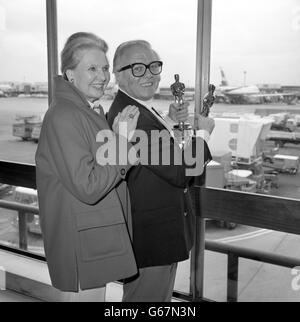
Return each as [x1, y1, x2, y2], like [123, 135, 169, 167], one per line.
[0, 0, 299, 87]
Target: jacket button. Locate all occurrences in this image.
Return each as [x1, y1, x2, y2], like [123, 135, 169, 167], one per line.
[184, 188, 188, 193]
[121, 169, 126, 176]
[184, 212, 188, 217]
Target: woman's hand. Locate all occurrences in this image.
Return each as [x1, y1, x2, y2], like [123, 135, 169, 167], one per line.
[112, 105, 140, 141]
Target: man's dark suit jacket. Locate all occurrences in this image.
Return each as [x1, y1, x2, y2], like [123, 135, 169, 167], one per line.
[107, 90, 211, 268]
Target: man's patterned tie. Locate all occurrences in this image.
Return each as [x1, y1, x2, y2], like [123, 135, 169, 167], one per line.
[92, 101, 105, 116]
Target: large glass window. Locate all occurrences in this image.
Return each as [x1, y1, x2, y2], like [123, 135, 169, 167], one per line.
[1, 0, 299, 302]
[205, 0, 300, 301]
[209, 0, 300, 200]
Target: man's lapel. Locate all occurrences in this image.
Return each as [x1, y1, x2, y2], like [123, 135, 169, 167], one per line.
[116, 91, 167, 131]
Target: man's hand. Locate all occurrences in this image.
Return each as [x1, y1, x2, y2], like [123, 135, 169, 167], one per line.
[168, 102, 189, 123]
[195, 114, 215, 134]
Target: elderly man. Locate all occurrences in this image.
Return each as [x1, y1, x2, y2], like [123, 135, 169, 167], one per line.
[107, 40, 214, 302]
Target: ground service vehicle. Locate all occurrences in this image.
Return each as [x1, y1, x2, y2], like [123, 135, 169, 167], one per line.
[263, 154, 299, 174]
[12, 115, 42, 141]
[12, 187, 41, 234]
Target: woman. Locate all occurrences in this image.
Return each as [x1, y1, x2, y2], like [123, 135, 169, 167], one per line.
[35, 32, 139, 301]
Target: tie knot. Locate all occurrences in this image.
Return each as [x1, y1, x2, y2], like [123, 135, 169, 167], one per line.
[93, 100, 102, 108]
[92, 102, 104, 115]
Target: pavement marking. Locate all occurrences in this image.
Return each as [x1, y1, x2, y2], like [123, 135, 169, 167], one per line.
[214, 229, 268, 242]
[214, 229, 273, 244]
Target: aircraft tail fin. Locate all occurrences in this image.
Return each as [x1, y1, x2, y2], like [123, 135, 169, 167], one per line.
[220, 67, 229, 86]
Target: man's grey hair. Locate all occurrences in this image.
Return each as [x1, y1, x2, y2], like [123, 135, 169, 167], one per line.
[113, 40, 159, 73]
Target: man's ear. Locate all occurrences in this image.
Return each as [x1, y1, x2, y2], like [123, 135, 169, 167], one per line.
[65, 69, 74, 82]
[114, 72, 121, 85]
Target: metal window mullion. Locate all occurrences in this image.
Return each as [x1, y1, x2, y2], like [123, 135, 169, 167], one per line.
[190, 0, 213, 300]
[46, 0, 58, 106]
[194, 0, 213, 119]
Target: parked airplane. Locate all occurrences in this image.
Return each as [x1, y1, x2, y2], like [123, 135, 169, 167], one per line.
[215, 68, 299, 105]
[0, 83, 13, 96]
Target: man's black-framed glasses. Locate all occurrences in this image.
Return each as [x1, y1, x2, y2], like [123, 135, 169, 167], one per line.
[118, 61, 163, 77]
